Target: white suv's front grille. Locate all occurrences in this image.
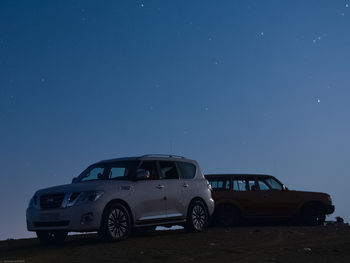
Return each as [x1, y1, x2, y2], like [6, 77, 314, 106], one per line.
[40, 193, 65, 209]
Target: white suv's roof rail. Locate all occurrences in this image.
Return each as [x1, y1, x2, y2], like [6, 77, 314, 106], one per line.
[139, 154, 186, 159]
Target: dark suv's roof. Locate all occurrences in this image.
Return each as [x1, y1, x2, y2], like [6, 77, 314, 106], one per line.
[205, 174, 273, 179]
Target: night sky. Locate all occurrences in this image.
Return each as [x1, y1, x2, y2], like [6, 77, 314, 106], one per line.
[1, 0, 350, 239]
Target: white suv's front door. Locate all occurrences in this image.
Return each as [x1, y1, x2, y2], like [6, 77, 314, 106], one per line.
[133, 161, 167, 223]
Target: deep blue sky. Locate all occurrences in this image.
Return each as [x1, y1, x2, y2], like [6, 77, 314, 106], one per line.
[1, 0, 350, 239]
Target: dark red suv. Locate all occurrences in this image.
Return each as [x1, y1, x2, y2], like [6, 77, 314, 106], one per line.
[205, 174, 334, 226]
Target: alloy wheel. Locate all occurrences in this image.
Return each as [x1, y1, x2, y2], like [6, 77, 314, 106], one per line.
[191, 204, 206, 231]
[107, 208, 128, 239]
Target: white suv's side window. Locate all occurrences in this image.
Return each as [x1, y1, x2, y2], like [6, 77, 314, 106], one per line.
[177, 162, 196, 179]
[110, 167, 127, 179]
[139, 161, 159, 180]
[81, 167, 104, 181]
[159, 161, 179, 180]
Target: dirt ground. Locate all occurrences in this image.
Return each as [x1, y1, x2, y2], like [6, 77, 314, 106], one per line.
[1, 225, 350, 263]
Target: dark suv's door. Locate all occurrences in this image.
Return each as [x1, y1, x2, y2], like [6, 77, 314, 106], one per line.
[237, 178, 272, 217]
[244, 178, 298, 217]
[261, 177, 300, 217]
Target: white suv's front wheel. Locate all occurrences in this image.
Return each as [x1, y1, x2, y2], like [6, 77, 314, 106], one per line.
[185, 200, 208, 232]
[100, 203, 132, 241]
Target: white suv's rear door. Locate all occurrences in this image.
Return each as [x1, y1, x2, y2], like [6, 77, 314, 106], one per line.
[176, 161, 198, 210]
[133, 161, 167, 223]
[158, 161, 186, 219]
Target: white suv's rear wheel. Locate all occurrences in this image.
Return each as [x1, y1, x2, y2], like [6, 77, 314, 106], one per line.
[185, 200, 208, 232]
[100, 203, 132, 241]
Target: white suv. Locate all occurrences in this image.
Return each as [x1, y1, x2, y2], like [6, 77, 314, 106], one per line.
[26, 154, 214, 243]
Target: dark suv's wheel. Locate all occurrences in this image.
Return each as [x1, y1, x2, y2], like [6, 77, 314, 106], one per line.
[215, 205, 240, 227]
[302, 203, 326, 226]
[36, 230, 68, 245]
[100, 202, 132, 241]
[185, 200, 208, 232]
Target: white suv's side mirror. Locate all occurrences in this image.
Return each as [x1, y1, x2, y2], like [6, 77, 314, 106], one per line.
[136, 169, 151, 180]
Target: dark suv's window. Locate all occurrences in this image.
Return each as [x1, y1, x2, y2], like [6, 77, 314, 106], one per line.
[233, 180, 247, 191]
[257, 180, 270, 191]
[177, 162, 196, 179]
[139, 161, 159, 180]
[159, 161, 179, 179]
[248, 180, 257, 191]
[265, 178, 283, 190]
[209, 179, 230, 190]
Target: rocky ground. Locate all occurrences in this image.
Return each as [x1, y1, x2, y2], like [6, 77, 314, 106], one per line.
[1, 225, 350, 263]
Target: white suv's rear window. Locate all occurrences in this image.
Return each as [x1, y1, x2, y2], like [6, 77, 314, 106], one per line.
[177, 162, 196, 179]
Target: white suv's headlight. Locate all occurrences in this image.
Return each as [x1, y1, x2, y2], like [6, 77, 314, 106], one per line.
[68, 191, 104, 207]
[28, 195, 40, 209]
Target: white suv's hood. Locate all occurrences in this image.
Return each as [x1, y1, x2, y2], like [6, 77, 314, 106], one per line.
[36, 180, 124, 195]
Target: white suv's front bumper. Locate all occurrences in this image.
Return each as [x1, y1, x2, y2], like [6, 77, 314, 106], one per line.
[26, 201, 104, 232]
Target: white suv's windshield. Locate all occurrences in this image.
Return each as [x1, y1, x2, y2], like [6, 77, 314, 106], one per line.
[75, 161, 139, 182]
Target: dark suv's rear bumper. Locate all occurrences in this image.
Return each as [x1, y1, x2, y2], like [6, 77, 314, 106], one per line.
[325, 205, 335, 215]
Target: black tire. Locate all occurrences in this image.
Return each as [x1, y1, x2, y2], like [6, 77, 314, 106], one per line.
[185, 200, 208, 232]
[36, 230, 68, 245]
[215, 205, 240, 227]
[301, 203, 326, 226]
[99, 202, 132, 241]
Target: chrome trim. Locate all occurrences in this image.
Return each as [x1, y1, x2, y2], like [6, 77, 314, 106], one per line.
[167, 213, 183, 218]
[138, 213, 183, 221]
[139, 154, 185, 159]
[39, 193, 66, 209]
[139, 214, 168, 221]
[38, 192, 82, 209]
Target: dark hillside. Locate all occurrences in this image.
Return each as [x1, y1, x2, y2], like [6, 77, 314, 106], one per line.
[1, 226, 350, 263]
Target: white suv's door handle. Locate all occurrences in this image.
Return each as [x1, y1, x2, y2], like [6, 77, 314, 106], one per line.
[156, 185, 164, 189]
[183, 183, 189, 188]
